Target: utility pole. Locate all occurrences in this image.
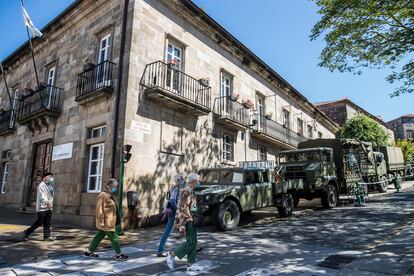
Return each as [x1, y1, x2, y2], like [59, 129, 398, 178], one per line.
[116, 144, 132, 235]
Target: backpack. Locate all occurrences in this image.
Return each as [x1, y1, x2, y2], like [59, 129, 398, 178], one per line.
[168, 186, 180, 211]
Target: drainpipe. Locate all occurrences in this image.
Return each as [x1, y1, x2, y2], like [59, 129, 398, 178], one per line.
[111, 0, 129, 178]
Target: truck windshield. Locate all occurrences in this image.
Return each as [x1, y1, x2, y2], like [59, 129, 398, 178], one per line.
[200, 170, 243, 184]
[279, 151, 321, 163]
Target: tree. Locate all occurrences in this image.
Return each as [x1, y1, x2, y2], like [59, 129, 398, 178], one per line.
[341, 114, 389, 146]
[395, 139, 414, 162]
[310, 0, 414, 96]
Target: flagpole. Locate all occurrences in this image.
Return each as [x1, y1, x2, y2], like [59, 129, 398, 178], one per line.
[0, 63, 14, 110]
[21, 0, 40, 90]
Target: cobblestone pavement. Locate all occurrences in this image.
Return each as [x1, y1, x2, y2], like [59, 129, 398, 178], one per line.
[0, 181, 413, 275]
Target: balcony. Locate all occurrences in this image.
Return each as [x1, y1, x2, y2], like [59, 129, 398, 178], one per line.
[0, 109, 15, 136]
[16, 85, 63, 128]
[140, 61, 211, 116]
[213, 96, 250, 130]
[75, 61, 115, 105]
[251, 114, 307, 149]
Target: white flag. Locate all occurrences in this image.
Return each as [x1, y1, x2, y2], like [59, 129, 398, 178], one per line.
[22, 5, 43, 38]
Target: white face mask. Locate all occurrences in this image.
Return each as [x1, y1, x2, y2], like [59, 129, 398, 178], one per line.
[48, 177, 55, 184]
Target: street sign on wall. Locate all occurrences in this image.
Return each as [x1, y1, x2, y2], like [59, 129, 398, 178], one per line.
[52, 142, 73, 161]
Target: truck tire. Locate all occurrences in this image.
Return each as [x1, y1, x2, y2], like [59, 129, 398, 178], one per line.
[277, 193, 294, 217]
[321, 183, 338, 208]
[377, 176, 388, 193]
[214, 200, 240, 231]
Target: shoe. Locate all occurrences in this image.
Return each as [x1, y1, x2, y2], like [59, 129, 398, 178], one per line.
[187, 263, 204, 272]
[156, 252, 167, 257]
[196, 247, 203, 252]
[84, 251, 99, 258]
[44, 236, 56, 241]
[166, 252, 175, 270]
[115, 253, 128, 262]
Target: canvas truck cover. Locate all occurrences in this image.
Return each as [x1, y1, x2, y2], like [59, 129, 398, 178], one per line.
[379, 146, 405, 172]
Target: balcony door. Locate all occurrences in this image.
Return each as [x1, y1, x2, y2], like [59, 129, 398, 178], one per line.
[97, 34, 111, 87]
[166, 42, 182, 92]
[256, 94, 266, 131]
[220, 72, 232, 115]
[45, 66, 56, 108]
[27, 141, 52, 207]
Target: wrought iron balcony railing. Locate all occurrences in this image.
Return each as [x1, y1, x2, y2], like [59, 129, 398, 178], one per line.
[16, 84, 63, 122]
[140, 61, 211, 113]
[252, 114, 307, 148]
[214, 96, 250, 129]
[76, 60, 115, 101]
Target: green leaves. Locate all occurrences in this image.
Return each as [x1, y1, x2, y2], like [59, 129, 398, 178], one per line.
[341, 114, 389, 146]
[311, 0, 414, 96]
[395, 139, 414, 162]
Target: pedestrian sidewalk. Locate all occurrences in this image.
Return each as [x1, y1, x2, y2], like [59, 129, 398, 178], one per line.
[0, 208, 166, 267]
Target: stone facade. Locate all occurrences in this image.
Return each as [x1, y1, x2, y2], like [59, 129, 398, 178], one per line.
[0, 0, 338, 228]
[387, 115, 414, 140]
[316, 98, 395, 144]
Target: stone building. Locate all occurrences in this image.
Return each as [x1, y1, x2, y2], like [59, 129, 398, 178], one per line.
[315, 98, 395, 144]
[387, 114, 414, 140]
[0, 0, 338, 228]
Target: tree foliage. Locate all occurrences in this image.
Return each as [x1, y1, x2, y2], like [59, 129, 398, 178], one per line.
[395, 139, 414, 162]
[341, 114, 389, 146]
[311, 0, 414, 96]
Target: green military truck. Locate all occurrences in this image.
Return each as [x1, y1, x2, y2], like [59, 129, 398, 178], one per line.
[275, 139, 388, 210]
[195, 161, 293, 231]
[379, 146, 413, 182]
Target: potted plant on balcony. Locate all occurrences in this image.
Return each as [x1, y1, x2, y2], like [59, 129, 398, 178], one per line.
[265, 112, 273, 120]
[168, 58, 180, 69]
[242, 99, 254, 109]
[199, 77, 210, 87]
[230, 92, 240, 102]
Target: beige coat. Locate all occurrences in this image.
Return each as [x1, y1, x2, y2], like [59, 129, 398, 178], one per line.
[96, 192, 118, 232]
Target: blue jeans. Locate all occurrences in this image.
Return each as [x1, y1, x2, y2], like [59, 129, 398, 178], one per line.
[157, 214, 175, 253]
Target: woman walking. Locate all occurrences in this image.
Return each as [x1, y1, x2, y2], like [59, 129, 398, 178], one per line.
[166, 173, 204, 272]
[84, 179, 128, 261]
[156, 173, 185, 257]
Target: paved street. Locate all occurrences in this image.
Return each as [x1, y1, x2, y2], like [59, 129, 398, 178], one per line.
[1, 181, 414, 275]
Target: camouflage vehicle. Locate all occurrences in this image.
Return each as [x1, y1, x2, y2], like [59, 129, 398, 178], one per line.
[195, 161, 290, 231]
[379, 146, 414, 182]
[276, 139, 389, 209]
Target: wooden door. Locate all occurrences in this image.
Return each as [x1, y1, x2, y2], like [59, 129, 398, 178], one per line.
[27, 141, 52, 207]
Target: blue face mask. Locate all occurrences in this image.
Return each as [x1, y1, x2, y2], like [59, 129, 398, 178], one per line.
[180, 179, 185, 189]
[195, 181, 200, 188]
[111, 187, 117, 193]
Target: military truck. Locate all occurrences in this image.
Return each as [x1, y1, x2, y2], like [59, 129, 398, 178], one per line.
[379, 146, 413, 181]
[195, 161, 293, 231]
[276, 139, 388, 210]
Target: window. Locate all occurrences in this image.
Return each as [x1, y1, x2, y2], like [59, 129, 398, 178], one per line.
[256, 94, 266, 115]
[167, 42, 183, 68]
[166, 41, 183, 91]
[222, 133, 234, 161]
[89, 125, 107, 139]
[318, 131, 323, 139]
[46, 66, 56, 86]
[98, 34, 111, 64]
[87, 143, 104, 192]
[283, 109, 290, 128]
[406, 130, 414, 139]
[307, 125, 313, 138]
[1, 162, 9, 194]
[220, 72, 232, 97]
[259, 145, 267, 161]
[297, 118, 304, 136]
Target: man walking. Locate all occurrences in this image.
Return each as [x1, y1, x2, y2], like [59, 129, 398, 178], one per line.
[24, 172, 55, 241]
[156, 173, 185, 257]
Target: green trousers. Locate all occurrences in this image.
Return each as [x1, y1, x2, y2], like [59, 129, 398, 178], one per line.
[174, 223, 197, 264]
[88, 230, 121, 255]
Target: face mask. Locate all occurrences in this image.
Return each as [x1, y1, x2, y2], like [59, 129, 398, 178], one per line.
[180, 179, 185, 189]
[195, 181, 200, 188]
[111, 187, 117, 193]
[48, 177, 55, 185]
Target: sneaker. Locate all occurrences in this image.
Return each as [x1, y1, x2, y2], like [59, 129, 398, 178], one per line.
[44, 236, 56, 241]
[84, 251, 99, 258]
[156, 252, 167, 257]
[115, 253, 128, 262]
[196, 247, 203, 252]
[187, 263, 204, 272]
[166, 252, 175, 270]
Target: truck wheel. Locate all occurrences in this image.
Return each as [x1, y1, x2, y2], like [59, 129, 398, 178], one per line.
[321, 183, 338, 208]
[377, 176, 388, 193]
[214, 200, 240, 231]
[277, 193, 294, 217]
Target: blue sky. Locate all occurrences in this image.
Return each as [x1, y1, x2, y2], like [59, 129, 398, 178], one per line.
[1, 0, 411, 121]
